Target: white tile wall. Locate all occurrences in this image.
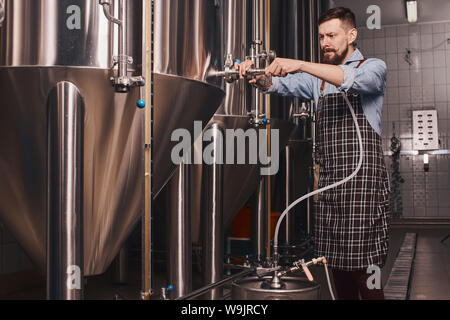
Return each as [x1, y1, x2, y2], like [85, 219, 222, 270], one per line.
[360, 22, 450, 219]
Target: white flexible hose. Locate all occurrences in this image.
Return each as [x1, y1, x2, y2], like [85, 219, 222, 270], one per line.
[273, 92, 364, 301]
[323, 261, 336, 301]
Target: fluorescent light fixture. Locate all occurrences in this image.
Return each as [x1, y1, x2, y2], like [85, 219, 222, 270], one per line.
[406, 0, 418, 23]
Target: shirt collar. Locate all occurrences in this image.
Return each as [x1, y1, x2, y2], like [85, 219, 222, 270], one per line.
[344, 48, 365, 65]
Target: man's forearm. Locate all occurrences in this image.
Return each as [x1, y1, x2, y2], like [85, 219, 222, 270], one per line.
[297, 61, 344, 88]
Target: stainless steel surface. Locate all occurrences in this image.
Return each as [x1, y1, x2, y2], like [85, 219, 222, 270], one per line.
[0, 67, 144, 276]
[153, 73, 225, 197]
[284, 145, 293, 245]
[216, 0, 248, 115]
[309, 0, 321, 63]
[191, 116, 296, 244]
[141, 0, 153, 300]
[201, 123, 225, 300]
[47, 81, 84, 300]
[251, 0, 265, 124]
[232, 276, 320, 300]
[153, 0, 221, 85]
[99, 0, 121, 25]
[113, 244, 129, 285]
[99, 0, 145, 92]
[167, 164, 192, 299]
[152, 0, 226, 195]
[177, 269, 254, 301]
[0, 0, 141, 70]
[252, 178, 268, 259]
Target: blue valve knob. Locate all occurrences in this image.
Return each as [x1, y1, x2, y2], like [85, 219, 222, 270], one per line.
[235, 59, 242, 64]
[262, 118, 269, 125]
[137, 100, 146, 109]
[167, 285, 174, 292]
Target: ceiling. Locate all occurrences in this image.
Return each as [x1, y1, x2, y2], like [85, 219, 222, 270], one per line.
[328, 0, 450, 27]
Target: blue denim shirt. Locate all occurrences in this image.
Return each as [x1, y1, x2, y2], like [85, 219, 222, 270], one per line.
[267, 49, 387, 136]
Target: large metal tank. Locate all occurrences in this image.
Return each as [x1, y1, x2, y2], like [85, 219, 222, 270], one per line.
[153, 0, 225, 197]
[232, 276, 320, 300]
[0, 0, 144, 277]
[152, 0, 226, 299]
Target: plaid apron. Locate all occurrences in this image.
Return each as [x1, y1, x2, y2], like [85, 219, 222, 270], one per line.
[314, 65, 390, 271]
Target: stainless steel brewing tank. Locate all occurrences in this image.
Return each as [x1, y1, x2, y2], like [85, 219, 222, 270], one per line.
[152, 0, 225, 197]
[232, 276, 321, 300]
[0, 0, 142, 69]
[0, 0, 144, 276]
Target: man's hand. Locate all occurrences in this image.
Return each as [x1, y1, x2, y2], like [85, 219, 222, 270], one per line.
[265, 58, 303, 78]
[234, 60, 273, 91]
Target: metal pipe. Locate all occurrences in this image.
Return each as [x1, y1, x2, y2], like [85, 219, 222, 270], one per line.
[252, 0, 263, 125]
[167, 164, 192, 299]
[201, 123, 225, 300]
[252, 178, 267, 260]
[99, 0, 122, 25]
[119, 0, 128, 80]
[113, 244, 128, 285]
[176, 269, 254, 301]
[141, 0, 153, 301]
[284, 145, 292, 245]
[264, 0, 272, 261]
[47, 81, 84, 300]
[309, 0, 317, 63]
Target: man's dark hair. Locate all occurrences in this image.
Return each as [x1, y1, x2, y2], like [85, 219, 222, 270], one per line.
[319, 7, 356, 30]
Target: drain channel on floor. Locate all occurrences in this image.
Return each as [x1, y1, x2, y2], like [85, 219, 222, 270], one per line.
[384, 233, 417, 300]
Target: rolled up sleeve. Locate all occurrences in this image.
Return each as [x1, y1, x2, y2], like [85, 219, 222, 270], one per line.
[351, 59, 387, 95]
[267, 77, 280, 93]
[338, 64, 356, 92]
[265, 73, 315, 100]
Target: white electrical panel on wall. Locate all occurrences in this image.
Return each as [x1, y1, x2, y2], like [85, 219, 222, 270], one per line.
[412, 110, 440, 151]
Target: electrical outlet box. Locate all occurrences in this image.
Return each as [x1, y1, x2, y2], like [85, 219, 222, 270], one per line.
[412, 110, 439, 151]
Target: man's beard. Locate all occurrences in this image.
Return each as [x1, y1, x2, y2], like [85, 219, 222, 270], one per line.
[321, 47, 349, 65]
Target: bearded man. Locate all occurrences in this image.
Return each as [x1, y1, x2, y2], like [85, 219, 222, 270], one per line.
[237, 7, 390, 300]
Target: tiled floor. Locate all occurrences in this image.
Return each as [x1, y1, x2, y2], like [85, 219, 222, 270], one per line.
[280, 224, 450, 300]
[409, 228, 450, 299]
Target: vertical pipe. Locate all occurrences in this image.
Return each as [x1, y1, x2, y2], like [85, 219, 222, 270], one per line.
[309, 0, 317, 63]
[252, 178, 267, 260]
[118, 0, 127, 79]
[167, 164, 192, 299]
[284, 145, 292, 245]
[113, 244, 128, 285]
[252, 0, 260, 123]
[142, 0, 153, 300]
[220, 0, 247, 116]
[264, 0, 272, 260]
[47, 81, 84, 300]
[309, 0, 321, 63]
[201, 123, 224, 300]
[283, 0, 300, 247]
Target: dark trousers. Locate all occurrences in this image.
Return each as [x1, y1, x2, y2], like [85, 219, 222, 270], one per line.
[331, 269, 385, 300]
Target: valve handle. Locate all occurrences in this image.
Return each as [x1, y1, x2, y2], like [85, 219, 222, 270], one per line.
[137, 100, 146, 109]
[302, 264, 314, 282]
